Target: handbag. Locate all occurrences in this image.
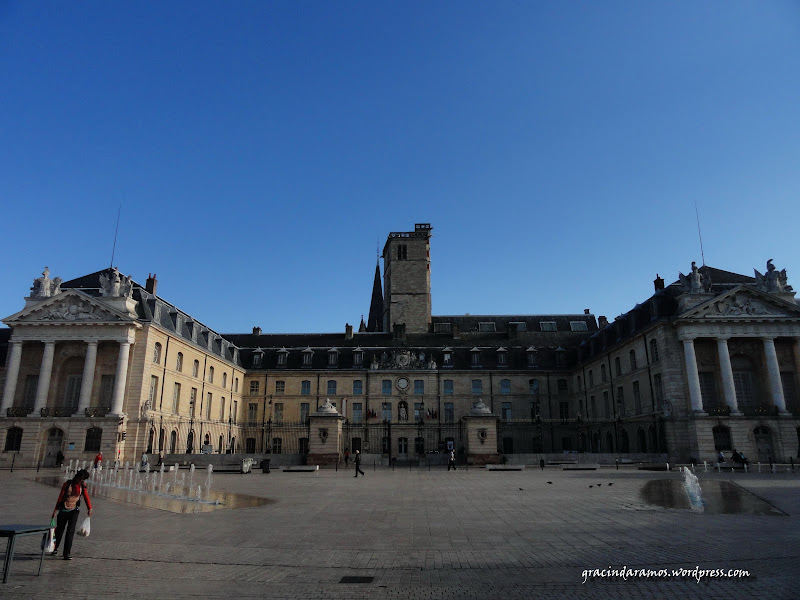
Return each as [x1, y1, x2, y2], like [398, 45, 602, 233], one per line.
[42, 518, 56, 552]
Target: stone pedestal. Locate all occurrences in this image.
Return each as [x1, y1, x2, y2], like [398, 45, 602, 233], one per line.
[462, 399, 501, 466]
[307, 399, 344, 467]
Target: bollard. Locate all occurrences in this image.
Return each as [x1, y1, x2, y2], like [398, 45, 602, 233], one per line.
[717, 463, 720, 472]
[335, 461, 338, 472]
[744, 463, 748, 474]
[791, 457, 794, 473]
[703, 461, 708, 472]
[615, 458, 619, 471]
[666, 462, 670, 471]
[373, 460, 376, 471]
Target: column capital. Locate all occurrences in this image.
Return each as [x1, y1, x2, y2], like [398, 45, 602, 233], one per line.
[761, 335, 777, 342]
[715, 335, 732, 342]
[679, 335, 698, 342]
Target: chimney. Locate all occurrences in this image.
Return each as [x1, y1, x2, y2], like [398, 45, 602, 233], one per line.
[654, 274, 665, 292]
[145, 273, 158, 295]
[345, 323, 353, 340]
[584, 308, 591, 315]
[598, 316, 608, 328]
[252, 326, 262, 336]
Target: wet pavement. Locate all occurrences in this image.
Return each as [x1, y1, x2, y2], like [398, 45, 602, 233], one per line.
[641, 478, 788, 515]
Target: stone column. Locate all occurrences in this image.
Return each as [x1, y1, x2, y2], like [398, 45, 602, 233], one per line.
[33, 341, 56, 414]
[762, 337, 788, 414]
[74, 341, 98, 417]
[716, 337, 740, 415]
[681, 338, 705, 413]
[111, 341, 131, 416]
[0, 341, 23, 415]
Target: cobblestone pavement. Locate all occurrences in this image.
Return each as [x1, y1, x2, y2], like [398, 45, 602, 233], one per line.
[1, 465, 798, 599]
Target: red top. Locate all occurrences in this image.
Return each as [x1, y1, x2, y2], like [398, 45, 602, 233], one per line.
[54, 480, 92, 512]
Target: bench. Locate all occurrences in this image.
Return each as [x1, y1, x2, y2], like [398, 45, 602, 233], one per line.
[1, 524, 50, 584]
[281, 465, 319, 472]
[486, 464, 525, 471]
[563, 464, 599, 470]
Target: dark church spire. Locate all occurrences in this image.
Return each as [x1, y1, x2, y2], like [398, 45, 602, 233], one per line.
[366, 261, 383, 332]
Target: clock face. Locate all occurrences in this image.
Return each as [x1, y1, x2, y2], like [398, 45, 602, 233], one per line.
[397, 377, 409, 391]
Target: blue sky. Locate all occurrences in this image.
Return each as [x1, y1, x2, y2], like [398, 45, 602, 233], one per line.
[1, 1, 799, 334]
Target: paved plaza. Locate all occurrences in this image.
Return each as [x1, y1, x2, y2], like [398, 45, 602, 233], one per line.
[1, 464, 798, 599]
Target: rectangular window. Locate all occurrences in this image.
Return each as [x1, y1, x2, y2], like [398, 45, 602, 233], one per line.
[23, 375, 38, 410]
[444, 402, 454, 423]
[99, 375, 114, 407]
[232, 400, 237, 424]
[653, 373, 663, 404]
[300, 403, 310, 423]
[471, 379, 482, 395]
[275, 380, 285, 395]
[501, 402, 512, 420]
[274, 402, 283, 423]
[220, 397, 226, 422]
[509, 321, 527, 332]
[328, 352, 338, 366]
[539, 321, 557, 332]
[559, 401, 569, 420]
[434, 322, 451, 333]
[190, 388, 197, 416]
[327, 380, 337, 395]
[478, 322, 496, 332]
[569, 321, 588, 332]
[497, 351, 508, 366]
[529, 379, 539, 395]
[65, 375, 81, 411]
[353, 351, 363, 367]
[247, 402, 258, 423]
[603, 391, 610, 417]
[206, 393, 212, 419]
[414, 402, 424, 422]
[699, 372, 717, 411]
[443, 379, 454, 395]
[249, 380, 260, 395]
[471, 351, 481, 366]
[381, 402, 392, 421]
[172, 383, 181, 414]
[272, 438, 282, 454]
[557, 379, 568, 394]
[414, 380, 424, 395]
[500, 379, 511, 394]
[301, 380, 311, 395]
[616, 386, 625, 417]
[615, 357, 622, 376]
[633, 380, 642, 414]
[397, 244, 407, 260]
[382, 380, 392, 395]
[443, 352, 453, 366]
[148, 376, 158, 409]
[590, 395, 596, 419]
[352, 380, 363, 395]
[352, 402, 363, 423]
[589, 370, 594, 387]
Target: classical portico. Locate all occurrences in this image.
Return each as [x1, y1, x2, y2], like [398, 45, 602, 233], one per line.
[677, 286, 800, 417]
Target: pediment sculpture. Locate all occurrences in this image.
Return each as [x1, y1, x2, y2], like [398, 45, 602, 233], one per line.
[754, 259, 793, 293]
[710, 293, 771, 317]
[37, 297, 105, 321]
[30, 267, 62, 299]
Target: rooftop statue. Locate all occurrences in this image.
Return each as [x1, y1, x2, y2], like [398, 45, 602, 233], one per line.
[754, 259, 793, 293]
[679, 261, 711, 294]
[30, 267, 62, 298]
[99, 267, 134, 298]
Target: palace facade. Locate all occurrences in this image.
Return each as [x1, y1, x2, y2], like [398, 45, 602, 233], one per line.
[2, 223, 799, 468]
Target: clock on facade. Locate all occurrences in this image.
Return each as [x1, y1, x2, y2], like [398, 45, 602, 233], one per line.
[396, 377, 409, 391]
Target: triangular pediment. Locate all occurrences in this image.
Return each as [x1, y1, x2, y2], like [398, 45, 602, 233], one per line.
[679, 285, 800, 321]
[2, 289, 137, 325]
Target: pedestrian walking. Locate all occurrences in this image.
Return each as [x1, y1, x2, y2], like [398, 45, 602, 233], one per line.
[56, 450, 65, 468]
[51, 469, 93, 560]
[448, 449, 457, 471]
[354, 449, 365, 477]
[93, 452, 102, 469]
[157, 449, 164, 466]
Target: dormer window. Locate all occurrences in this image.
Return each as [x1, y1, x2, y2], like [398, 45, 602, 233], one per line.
[526, 346, 538, 367]
[302, 347, 313, 367]
[328, 348, 339, 367]
[353, 348, 364, 367]
[442, 348, 453, 367]
[496, 347, 508, 366]
[478, 322, 496, 333]
[555, 347, 566, 367]
[277, 348, 289, 367]
[539, 321, 557, 332]
[252, 348, 264, 367]
[470, 347, 481, 367]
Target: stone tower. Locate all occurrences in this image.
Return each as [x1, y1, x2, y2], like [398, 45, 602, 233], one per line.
[382, 223, 433, 335]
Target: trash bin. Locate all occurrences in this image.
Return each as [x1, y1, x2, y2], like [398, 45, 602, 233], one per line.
[260, 459, 270, 474]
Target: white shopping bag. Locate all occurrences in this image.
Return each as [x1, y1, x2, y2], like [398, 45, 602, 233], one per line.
[77, 516, 91, 537]
[42, 520, 56, 552]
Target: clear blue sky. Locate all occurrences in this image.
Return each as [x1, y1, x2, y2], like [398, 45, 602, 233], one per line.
[2, 1, 799, 334]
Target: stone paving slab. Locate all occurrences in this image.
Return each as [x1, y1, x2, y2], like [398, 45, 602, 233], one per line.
[0, 466, 798, 598]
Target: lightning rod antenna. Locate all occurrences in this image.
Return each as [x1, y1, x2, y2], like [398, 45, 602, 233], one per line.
[110, 203, 121, 267]
[694, 199, 705, 266]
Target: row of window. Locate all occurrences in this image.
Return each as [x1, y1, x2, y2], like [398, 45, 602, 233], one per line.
[153, 343, 240, 391]
[249, 378, 567, 396]
[586, 341, 660, 388]
[147, 376, 239, 422]
[587, 375, 662, 419]
[3, 426, 101, 452]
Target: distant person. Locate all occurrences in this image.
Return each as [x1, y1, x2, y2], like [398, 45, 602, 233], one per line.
[717, 450, 725, 464]
[344, 448, 350, 467]
[354, 450, 365, 477]
[141, 452, 149, 468]
[93, 452, 102, 469]
[157, 449, 164, 466]
[539, 458, 545, 471]
[56, 450, 65, 468]
[51, 469, 93, 560]
[448, 449, 457, 471]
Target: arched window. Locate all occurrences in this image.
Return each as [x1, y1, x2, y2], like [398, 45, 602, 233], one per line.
[614, 357, 621, 376]
[192, 360, 199, 377]
[153, 342, 162, 364]
[4, 427, 23, 452]
[234, 378, 239, 393]
[601, 364, 607, 382]
[223, 372, 228, 388]
[84, 427, 102, 452]
[208, 366, 214, 384]
[159, 428, 166, 451]
[176, 352, 183, 372]
[218, 435, 224, 454]
[170, 430, 177, 454]
[629, 349, 637, 370]
[650, 339, 659, 362]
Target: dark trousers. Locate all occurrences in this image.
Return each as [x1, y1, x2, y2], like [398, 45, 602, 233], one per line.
[448, 459, 456, 471]
[54, 509, 79, 556]
[355, 463, 365, 476]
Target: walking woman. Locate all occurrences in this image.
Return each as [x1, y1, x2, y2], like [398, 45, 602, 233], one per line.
[51, 469, 93, 560]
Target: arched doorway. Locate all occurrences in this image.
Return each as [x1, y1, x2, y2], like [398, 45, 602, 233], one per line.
[158, 428, 166, 452]
[754, 426, 774, 462]
[648, 425, 657, 453]
[605, 432, 614, 453]
[43, 427, 64, 467]
[186, 430, 194, 454]
[637, 428, 647, 453]
[147, 428, 155, 453]
[169, 430, 177, 454]
[218, 435, 224, 454]
[620, 430, 630, 453]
